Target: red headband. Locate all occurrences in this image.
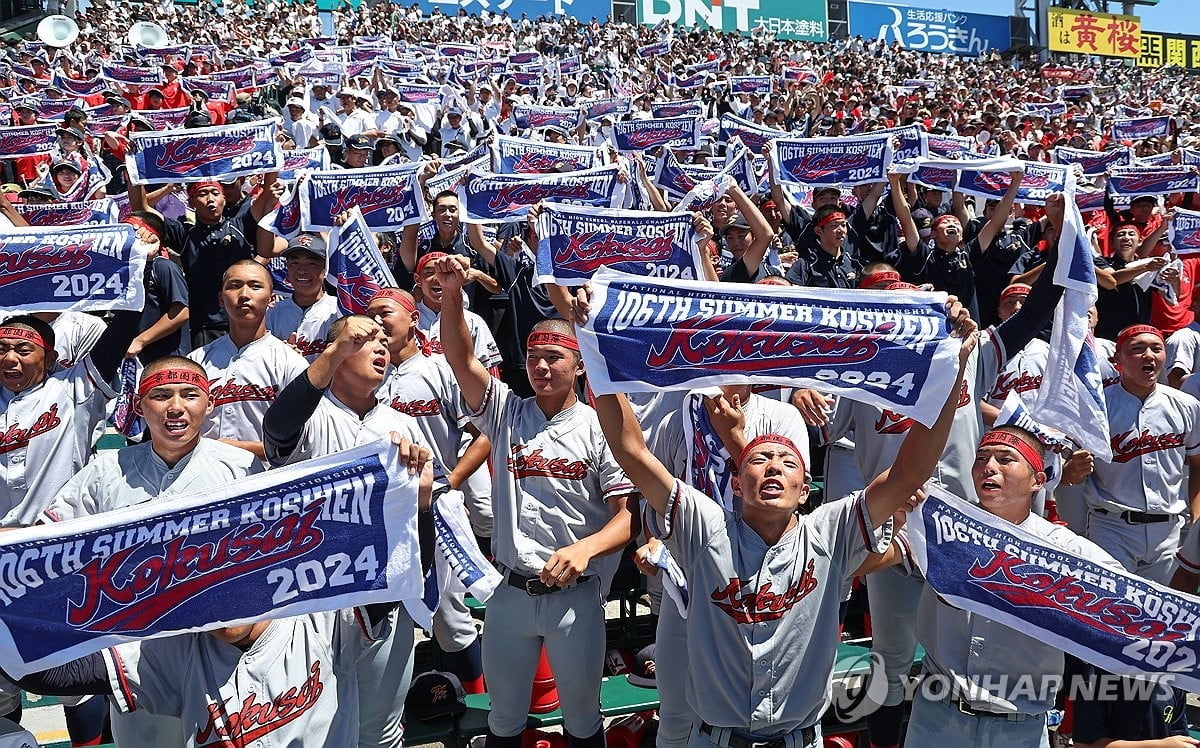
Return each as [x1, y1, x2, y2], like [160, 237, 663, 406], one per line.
[138, 368, 211, 397]
[738, 433, 806, 472]
[124, 216, 159, 238]
[979, 430, 1044, 473]
[0, 326, 47, 350]
[369, 288, 418, 315]
[755, 276, 790, 287]
[885, 281, 920, 291]
[859, 270, 900, 289]
[1116, 324, 1164, 351]
[186, 180, 222, 197]
[814, 210, 847, 230]
[932, 214, 957, 229]
[998, 284, 1031, 305]
[415, 251, 448, 276]
[527, 331, 580, 351]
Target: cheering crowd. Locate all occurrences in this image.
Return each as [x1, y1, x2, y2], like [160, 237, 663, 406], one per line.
[3, 2, 1200, 747]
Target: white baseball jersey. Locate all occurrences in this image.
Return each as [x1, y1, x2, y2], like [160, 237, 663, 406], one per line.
[1165, 322, 1200, 382]
[103, 607, 387, 748]
[188, 333, 308, 443]
[274, 392, 427, 467]
[378, 353, 469, 479]
[417, 301, 502, 369]
[40, 438, 262, 523]
[467, 377, 634, 578]
[50, 312, 106, 369]
[917, 513, 1119, 714]
[1095, 336, 1121, 387]
[984, 338, 1048, 408]
[266, 294, 340, 360]
[0, 358, 116, 526]
[826, 330, 1004, 503]
[1085, 383, 1200, 514]
[646, 479, 890, 735]
[1177, 517, 1200, 573]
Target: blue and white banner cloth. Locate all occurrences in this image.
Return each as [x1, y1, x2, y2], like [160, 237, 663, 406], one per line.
[52, 73, 108, 97]
[676, 72, 709, 90]
[99, 62, 162, 85]
[1053, 145, 1132, 176]
[126, 119, 284, 185]
[327, 206, 398, 316]
[636, 38, 672, 58]
[13, 199, 120, 227]
[719, 113, 782, 154]
[1032, 187, 1111, 461]
[875, 124, 926, 162]
[1076, 187, 1107, 213]
[416, 491, 500, 629]
[0, 224, 148, 313]
[1111, 115, 1172, 142]
[393, 83, 443, 105]
[211, 64, 256, 90]
[769, 135, 893, 187]
[1021, 101, 1067, 120]
[0, 124, 55, 159]
[260, 182, 303, 240]
[684, 390, 736, 512]
[730, 75, 774, 95]
[279, 146, 330, 180]
[578, 269, 960, 426]
[921, 133, 974, 159]
[957, 161, 1072, 207]
[491, 135, 600, 174]
[457, 163, 628, 223]
[511, 103, 582, 132]
[654, 150, 718, 197]
[675, 174, 736, 213]
[142, 107, 192, 131]
[425, 163, 474, 199]
[612, 116, 702, 152]
[0, 441, 420, 680]
[652, 100, 704, 119]
[184, 77, 236, 103]
[534, 204, 702, 286]
[1107, 166, 1200, 198]
[582, 96, 632, 121]
[1170, 207, 1200, 257]
[301, 163, 428, 232]
[907, 485, 1200, 693]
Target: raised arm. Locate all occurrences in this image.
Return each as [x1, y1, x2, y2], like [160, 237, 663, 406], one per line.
[432, 255, 491, 412]
[889, 172, 920, 252]
[975, 170, 1023, 253]
[594, 392, 677, 517]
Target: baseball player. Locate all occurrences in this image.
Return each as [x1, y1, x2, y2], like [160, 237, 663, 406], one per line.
[413, 251, 503, 373]
[366, 287, 492, 693]
[266, 233, 340, 359]
[188, 260, 308, 460]
[981, 283, 1046, 418]
[1065, 325, 1200, 584]
[263, 315, 433, 748]
[589, 298, 975, 748]
[39, 355, 262, 748]
[905, 426, 1121, 747]
[432, 256, 635, 748]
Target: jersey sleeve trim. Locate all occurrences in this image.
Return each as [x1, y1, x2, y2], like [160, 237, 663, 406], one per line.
[659, 480, 684, 541]
[1176, 548, 1200, 575]
[102, 647, 138, 713]
[602, 482, 637, 501]
[463, 376, 497, 420]
[854, 493, 893, 554]
[82, 356, 119, 399]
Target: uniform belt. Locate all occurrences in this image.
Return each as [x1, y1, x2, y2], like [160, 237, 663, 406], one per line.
[1095, 507, 1174, 524]
[699, 723, 816, 748]
[504, 570, 593, 596]
[955, 698, 1033, 721]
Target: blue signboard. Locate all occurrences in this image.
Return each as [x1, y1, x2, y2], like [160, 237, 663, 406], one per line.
[410, 0, 612, 21]
[848, 1, 1012, 56]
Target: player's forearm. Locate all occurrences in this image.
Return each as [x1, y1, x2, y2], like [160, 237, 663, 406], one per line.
[446, 434, 491, 491]
[136, 304, 189, 346]
[263, 371, 325, 465]
[218, 439, 266, 459]
[12, 653, 111, 697]
[439, 286, 490, 411]
[574, 498, 635, 560]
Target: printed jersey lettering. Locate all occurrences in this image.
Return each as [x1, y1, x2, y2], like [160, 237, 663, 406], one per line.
[209, 380, 280, 406]
[507, 443, 589, 481]
[875, 381, 971, 434]
[988, 371, 1043, 401]
[0, 404, 62, 455]
[388, 397, 443, 417]
[1110, 429, 1186, 463]
[195, 660, 325, 747]
[709, 559, 819, 623]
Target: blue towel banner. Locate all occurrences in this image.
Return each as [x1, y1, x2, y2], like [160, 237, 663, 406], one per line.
[1107, 166, 1200, 198]
[13, 199, 120, 227]
[0, 124, 56, 159]
[491, 135, 600, 174]
[612, 116, 702, 152]
[577, 269, 960, 427]
[125, 119, 284, 185]
[457, 163, 628, 223]
[1170, 207, 1200, 257]
[300, 164, 429, 232]
[769, 134, 893, 187]
[0, 441, 420, 679]
[0, 224, 147, 313]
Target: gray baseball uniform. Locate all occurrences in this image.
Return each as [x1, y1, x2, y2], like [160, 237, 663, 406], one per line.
[984, 338, 1048, 409]
[188, 333, 308, 445]
[467, 376, 633, 739]
[645, 479, 890, 745]
[1083, 382, 1200, 583]
[40, 436, 261, 748]
[417, 301, 503, 369]
[49, 312, 105, 370]
[1164, 322, 1200, 383]
[266, 294, 340, 360]
[103, 607, 388, 747]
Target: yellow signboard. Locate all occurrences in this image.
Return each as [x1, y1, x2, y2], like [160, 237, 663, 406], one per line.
[1138, 30, 1200, 69]
[1047, 7, 1141, 58]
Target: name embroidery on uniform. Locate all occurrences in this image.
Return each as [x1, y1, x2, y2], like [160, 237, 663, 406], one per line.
[293, 337, 327, 357]
[507, 443, 588, 480]
[1110, 429, 1186, 463]
[875, 381, 971, 434]
[710, 559, 819, 623]
[988, 371, 1043, 400]
[388, 397, 442, 417]
[209, 380, 281, 406]
[195, 660, 326, 746]
[0, 404, 62, 455]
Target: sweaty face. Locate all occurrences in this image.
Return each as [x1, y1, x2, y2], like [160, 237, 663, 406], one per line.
[219, 265, 272, 323]
[340, 328, 391, 386]
[972, 443, 1041, 514]
[367, 298, 417, 354]
[525, 343, 581, 398]
[933, 217, 962, 244]
[432, 198, 460, 233]
[1116, 333, 1165, 391]
[190, 185, 226, 223]
[737, 446, 809, 517]
[137, 381, 212, 452]
[1113, 226, 1141, 255]
[0, 335, 50, 394]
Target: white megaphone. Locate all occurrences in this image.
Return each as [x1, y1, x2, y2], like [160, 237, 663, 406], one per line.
[37, 14, 79, 48]
[127, 21, 169, 50]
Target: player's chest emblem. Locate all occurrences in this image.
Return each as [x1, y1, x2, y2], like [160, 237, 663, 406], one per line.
[710, 558, 819, 624]
[0, 403, 61, 455]
[507, 443, 588, 481]
[388, 397, 442, 417]
[196, 660, 325, 746]
[209, 379, 280, 406]
[1110, 429, 1185, 463]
